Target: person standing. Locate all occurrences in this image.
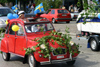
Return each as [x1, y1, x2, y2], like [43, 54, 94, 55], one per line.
[62, 6, 65, 9]
[18, 11, 29, 23]
[74, 5, 79, 13]
[69, 4, 74, 12]
[0, 4, 3, 7]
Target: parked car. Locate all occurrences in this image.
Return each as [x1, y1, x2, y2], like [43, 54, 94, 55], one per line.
[25, 12, 44, 22]
[71, 12, 79, 20]
[40, 9, 71, 23]
[0, 7, 14, 28]
[24, 8, 44, 21]
[0, 18, 79, 67]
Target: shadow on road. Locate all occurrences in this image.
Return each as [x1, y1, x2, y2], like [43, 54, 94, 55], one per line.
[7, 53, 99, 67]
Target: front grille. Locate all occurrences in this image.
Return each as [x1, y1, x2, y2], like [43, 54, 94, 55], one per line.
[52, 48, 66, 55]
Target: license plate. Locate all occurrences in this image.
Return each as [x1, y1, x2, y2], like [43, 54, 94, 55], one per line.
[57, 56, 64, 59]
[62, 14, 67, 16]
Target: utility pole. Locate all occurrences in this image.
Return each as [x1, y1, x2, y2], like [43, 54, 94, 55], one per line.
[63, 0, 64, 6]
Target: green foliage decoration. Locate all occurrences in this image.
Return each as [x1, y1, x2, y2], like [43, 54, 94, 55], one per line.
[0, 28, 5, 54]
[25, 27, 80, 58]
[0, 28, 5, 39]
[77, 0, 99, 24]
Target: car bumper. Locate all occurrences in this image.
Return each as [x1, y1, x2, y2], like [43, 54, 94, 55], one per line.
[55, 18, 72, 21]
[40, 57, 77, 65]
[0, 24, 6, 28]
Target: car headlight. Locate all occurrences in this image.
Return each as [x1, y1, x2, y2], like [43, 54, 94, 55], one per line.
[70, 41, 74, 46]
[40, 44, 46, 49]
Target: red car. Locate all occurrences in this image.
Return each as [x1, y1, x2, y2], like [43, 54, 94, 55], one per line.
[0, 18, 78, 67]
[40, 9, 71, 23]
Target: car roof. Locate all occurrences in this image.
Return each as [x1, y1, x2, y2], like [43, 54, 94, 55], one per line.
[0, 7, 10, 9]
[8, 19, 51, 25]
[49, 9, 67, 10]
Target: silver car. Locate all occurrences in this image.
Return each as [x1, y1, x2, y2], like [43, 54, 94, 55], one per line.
[0, 7, 14, 28]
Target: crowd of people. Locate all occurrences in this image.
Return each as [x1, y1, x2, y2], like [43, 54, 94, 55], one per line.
[69, 4, 79, 13]
[26, 3, 35, 13]
[60, 4, 79, 13]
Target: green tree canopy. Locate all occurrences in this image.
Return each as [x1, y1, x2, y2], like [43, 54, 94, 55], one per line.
[35, 0, 63, 11]
[0, 0, 7, 3]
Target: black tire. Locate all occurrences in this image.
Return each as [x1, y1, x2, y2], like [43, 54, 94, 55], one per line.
[52, 18, 57, 23]
[66, 21, 70, 23]
[28, 54, 40, 67]
[2, 52, 10, 61]
[90, 38, 99, 51]
[67, 60, 76, 65]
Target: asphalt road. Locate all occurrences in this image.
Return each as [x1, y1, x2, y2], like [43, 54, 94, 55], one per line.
[0, 21, 100, 67]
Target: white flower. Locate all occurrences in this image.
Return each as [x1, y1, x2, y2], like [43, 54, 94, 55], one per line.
[70, 41, 74, 46]
[40, 44, 46, 49]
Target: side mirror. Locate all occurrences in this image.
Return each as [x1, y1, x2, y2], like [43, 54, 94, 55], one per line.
[57, 29, 61, 32]
[12, 25, 19, 32]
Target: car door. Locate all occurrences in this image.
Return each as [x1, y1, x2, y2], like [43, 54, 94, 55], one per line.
[8, 22, 16, 53]
[43, 10, 51, 20]
[50, 9, 55, 21]
[15, 22, 27, 56]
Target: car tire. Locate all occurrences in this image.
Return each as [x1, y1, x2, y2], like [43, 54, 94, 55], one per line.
[2, 52, 10, 61]
[90, 38, 99, 51]
[66, 21, 70, 23]
[52, 18, 57, 24]
[66, 60, 76, 65]
[28, 54, 40, 67]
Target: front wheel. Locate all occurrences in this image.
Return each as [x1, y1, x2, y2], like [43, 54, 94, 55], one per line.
[52, 18, 57, 24]
[66, 60, 76, 65]
[28, 54, 40, 67]
[90, 38, 99, 51]
[2, 52, 10, 61]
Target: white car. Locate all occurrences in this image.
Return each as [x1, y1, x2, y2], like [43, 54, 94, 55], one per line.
[71, 12, 79, 20]
[0, 7, 14, 28]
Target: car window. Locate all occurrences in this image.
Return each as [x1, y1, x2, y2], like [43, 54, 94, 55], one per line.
[25, 23, 54, 33]
[58, 10, 68, 13]
[46, 23, 54, 30]
[0, 9, 14, 17]
[46, 10, 51, 14]
[51, 10, 55, 14]
[17, 23, 24, 36]
[5, 23, 10, 34]
[9, 23, 15, 35]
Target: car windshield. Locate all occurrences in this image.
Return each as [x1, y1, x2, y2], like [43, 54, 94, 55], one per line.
[25, 23, 54, 33]
[0, 9, 14, 17]
[58, 10, 68, 13]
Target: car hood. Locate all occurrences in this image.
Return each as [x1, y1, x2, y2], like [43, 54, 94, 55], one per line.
[27, 32, 50, 40]
[27, 32, 66, 49]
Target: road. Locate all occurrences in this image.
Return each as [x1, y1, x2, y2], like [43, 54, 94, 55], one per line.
[0, 21, 100, 67]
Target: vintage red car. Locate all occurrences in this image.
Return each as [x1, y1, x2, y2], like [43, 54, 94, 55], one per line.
[40, 9, 71, 23]
[0, 18, 78, 67]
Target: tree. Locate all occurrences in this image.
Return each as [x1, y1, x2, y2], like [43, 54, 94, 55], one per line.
[0, 0, 7, 3]
[35, 0, 63, 11]
[77, 0, 99, 24]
